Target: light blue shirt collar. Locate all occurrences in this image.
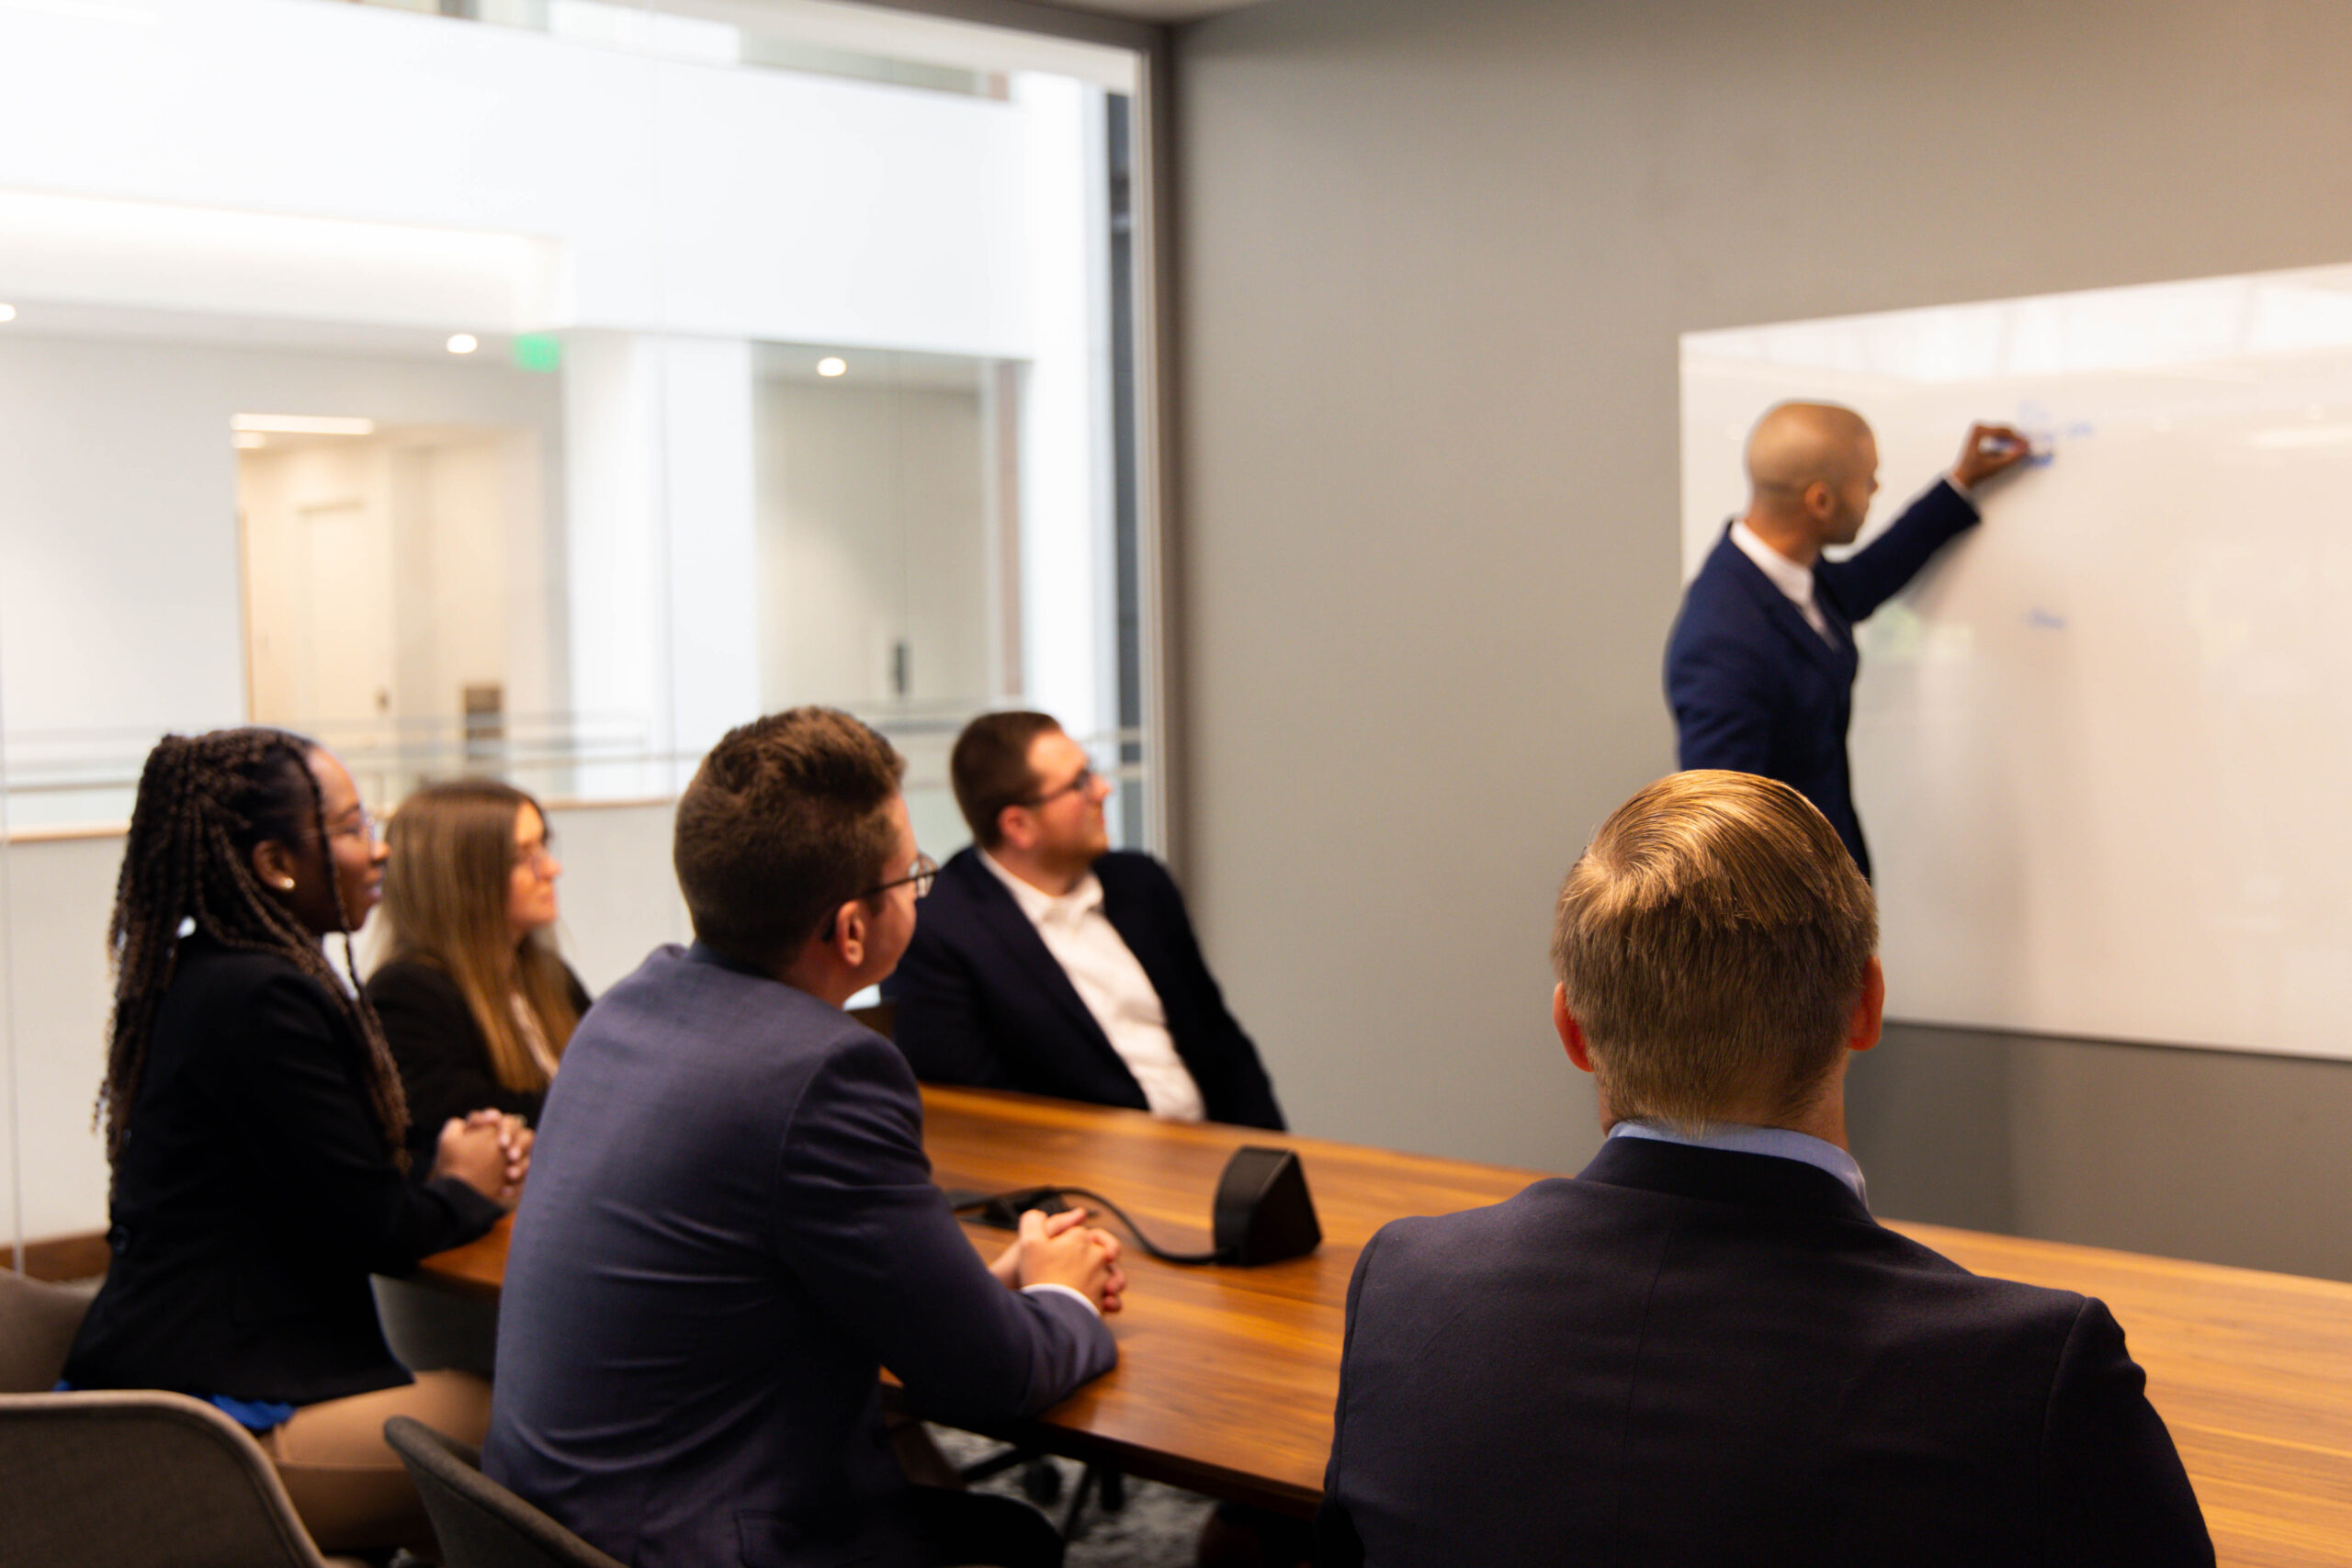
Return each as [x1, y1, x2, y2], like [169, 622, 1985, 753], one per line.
[1608, 1121, 1869, 1209]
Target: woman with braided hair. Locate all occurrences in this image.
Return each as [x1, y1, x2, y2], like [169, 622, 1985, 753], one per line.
[61, 728, 531, 1556]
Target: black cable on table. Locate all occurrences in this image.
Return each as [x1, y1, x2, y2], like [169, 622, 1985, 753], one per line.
[951, 1185, 1229, 1266]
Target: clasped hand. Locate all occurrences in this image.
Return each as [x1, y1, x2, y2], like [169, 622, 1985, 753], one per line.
[990, 1205, 1126, 1315]
[432, 1108, 534, 1209]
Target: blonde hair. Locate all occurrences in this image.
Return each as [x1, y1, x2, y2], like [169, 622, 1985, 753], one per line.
[376, 779, 577, 1094]
[1550, 771, 1876, 1127]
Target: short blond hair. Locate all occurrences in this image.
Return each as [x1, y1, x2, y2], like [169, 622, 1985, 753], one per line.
[1550, 771, 1877, 1126]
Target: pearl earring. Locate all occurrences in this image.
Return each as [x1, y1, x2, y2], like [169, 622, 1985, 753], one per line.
[277, 877, 296, 891]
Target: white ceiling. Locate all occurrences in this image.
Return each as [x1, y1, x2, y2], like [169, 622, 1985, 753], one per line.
[1023, 0, 1274, 23]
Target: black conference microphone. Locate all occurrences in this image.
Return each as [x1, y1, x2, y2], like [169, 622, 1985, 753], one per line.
[949, 1145, 1322, 1267]
[1209, 1146, 1321, 1267]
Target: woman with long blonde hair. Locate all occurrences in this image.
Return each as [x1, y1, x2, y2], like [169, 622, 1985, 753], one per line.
[368, 779, 589, 1163]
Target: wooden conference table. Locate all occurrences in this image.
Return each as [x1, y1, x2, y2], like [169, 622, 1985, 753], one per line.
[419, 1086, 2352, 1566]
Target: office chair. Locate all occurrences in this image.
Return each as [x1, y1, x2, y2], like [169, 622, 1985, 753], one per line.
[386, 1416, 1020, 1568]
[0, 1389, 353, 1567]
[383, 1416, 628, 1568]
[0, 1267, 98, 1392]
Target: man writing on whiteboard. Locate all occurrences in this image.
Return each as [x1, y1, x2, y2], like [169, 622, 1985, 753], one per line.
[1665, 402, 2031, 877]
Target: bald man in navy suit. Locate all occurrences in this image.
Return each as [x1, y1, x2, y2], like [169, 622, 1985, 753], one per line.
[1666, 402, 2031, 877]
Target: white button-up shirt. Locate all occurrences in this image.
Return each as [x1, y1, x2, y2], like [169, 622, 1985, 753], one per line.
[979, 849, 1207, 1122]
[1729, 518, 1835, 643]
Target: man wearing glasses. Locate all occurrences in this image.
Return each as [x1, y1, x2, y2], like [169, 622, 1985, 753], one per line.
[486, 708, 1125, 1568]
[886, 710, 1285, 1131]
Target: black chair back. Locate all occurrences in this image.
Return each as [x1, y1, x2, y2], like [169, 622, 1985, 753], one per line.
[382, 1416, 627, 1568]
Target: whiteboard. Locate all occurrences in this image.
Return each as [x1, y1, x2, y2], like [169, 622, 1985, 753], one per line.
[1680, 265, 2352, 1061]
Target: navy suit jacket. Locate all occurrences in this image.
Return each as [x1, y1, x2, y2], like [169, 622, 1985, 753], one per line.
[883, 848, 1284, 1130]
[1665, 479, 1978, 877]
[1318, 1136, 2212, 1568]
[484, 944, 1115, 1568]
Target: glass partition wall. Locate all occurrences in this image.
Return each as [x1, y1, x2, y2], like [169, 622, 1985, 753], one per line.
[0, 0, 1157, 1266]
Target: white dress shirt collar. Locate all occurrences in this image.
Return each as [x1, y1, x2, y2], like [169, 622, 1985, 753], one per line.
[1728, 518, 1833, 641]
[978, 846, 1102, 926]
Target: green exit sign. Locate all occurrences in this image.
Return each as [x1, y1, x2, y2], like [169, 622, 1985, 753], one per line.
[511, 334, 562, 372]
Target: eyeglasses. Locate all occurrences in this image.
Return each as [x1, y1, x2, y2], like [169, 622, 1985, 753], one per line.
[826, 851, 937, 944]
[327, 807, 379, 844]
[514, 831, 559, 874]
[857, 851, 937, 902]
[1022, 765, 1096, 807]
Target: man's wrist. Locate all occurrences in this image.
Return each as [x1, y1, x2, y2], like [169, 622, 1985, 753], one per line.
[1021, 1280, 1101, 1318]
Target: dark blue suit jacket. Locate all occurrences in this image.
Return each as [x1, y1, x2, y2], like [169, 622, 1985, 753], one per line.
[1317, 1136, 2212, 1568]
[883, 849, 1284, 1130]
[1665, 479, 1978, 877]
[484, 944, 1115, 1568]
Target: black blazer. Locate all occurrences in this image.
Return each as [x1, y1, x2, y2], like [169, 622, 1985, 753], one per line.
[1665, 479, 1978, 878]
[1318, 1136, 2212, 1567]
[367, 956, 593, 1165]
[884, 848, 1284, 1130]
[63, 939, 503, 1405]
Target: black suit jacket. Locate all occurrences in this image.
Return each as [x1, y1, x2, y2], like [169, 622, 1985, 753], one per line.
[62, 939, 503, 1405]
[484, 944, 1114, 1568]
[1318, 1136, 2212, 1568]
[884, 848, 1284, 1129]
[1665, 479, 1979, 877]
[367, 956, 594, 1165]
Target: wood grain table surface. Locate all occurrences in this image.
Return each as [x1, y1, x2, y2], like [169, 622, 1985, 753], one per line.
[416, 1086, 2352, 1560]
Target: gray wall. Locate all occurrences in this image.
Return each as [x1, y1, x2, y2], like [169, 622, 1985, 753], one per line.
[1166, 0, 2352, 1279]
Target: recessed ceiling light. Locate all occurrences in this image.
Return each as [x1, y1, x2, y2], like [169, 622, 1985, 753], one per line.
[230, 414, 376, 436]
[0, 304, 16, 323]
[233, 432, 267, 450]
[818, 356, 848, 378]
[447, 333, 479, 355]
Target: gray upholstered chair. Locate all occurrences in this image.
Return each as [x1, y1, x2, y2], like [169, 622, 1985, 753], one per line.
[0, 1268, 99, 1393]
[383, 1416, 628, 1568]
[0, 1389, 349, 1567]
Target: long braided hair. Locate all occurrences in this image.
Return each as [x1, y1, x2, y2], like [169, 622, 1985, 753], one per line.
[96, 728, 411, 1171]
